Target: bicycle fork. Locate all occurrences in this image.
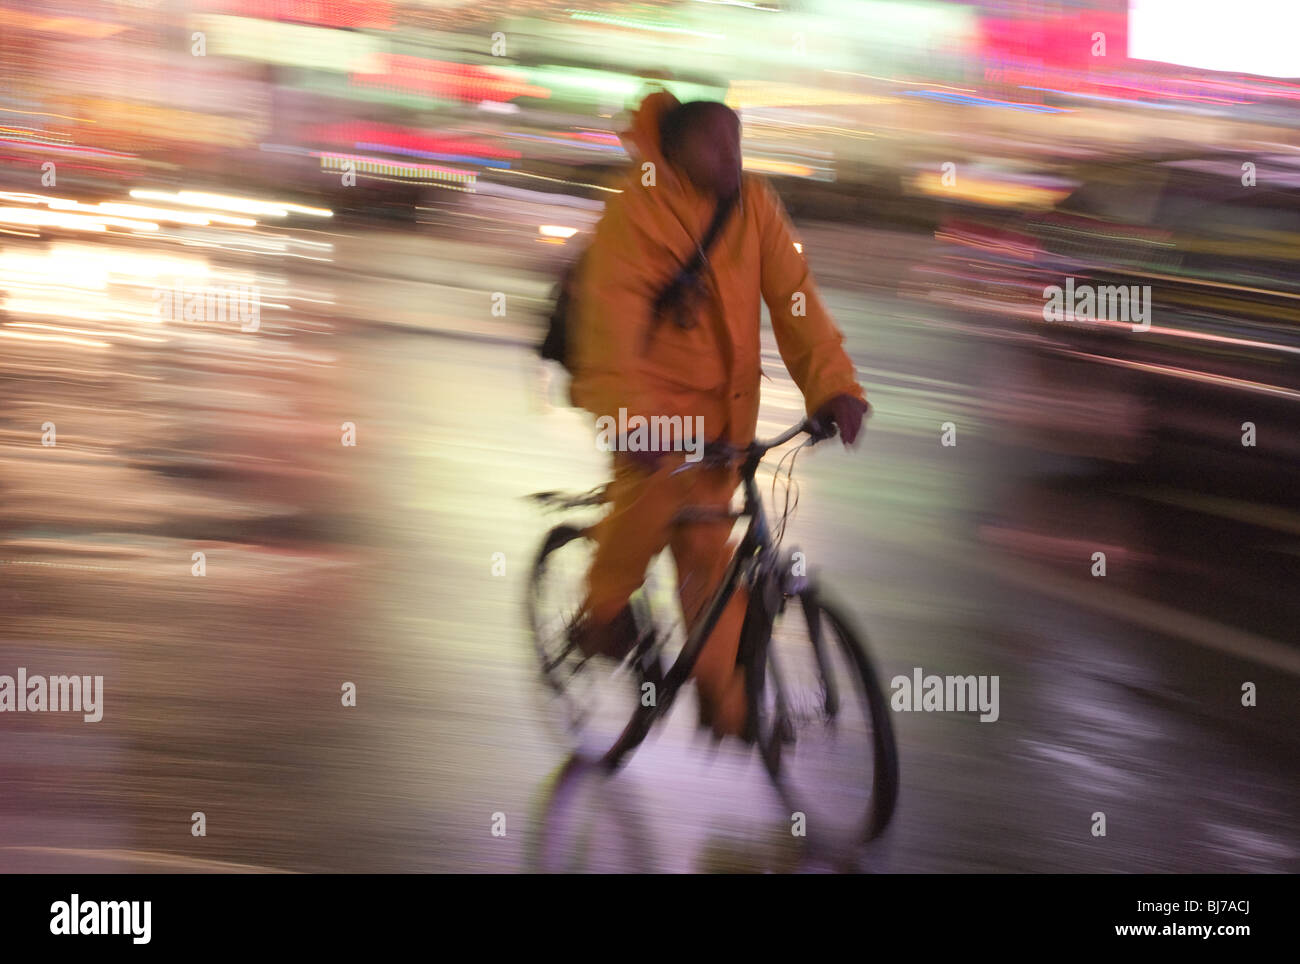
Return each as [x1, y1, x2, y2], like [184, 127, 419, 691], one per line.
[797, 587, 840, 720]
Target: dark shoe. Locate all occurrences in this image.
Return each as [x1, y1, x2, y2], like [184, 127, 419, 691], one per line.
[570, 605, 639, 661]
[760, 726, 782, 772]
[739, 706, 758, 745]
[696, 692, 716, 732]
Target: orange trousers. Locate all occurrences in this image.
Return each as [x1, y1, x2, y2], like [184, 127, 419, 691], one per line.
[584, 453, 750, 737]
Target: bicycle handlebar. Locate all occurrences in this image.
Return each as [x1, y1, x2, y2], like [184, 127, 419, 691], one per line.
[759, 415, 837, 452]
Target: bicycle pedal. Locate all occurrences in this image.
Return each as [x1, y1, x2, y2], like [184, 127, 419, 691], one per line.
[778, 717, 797, 744]
[751, 714, 794, 749]
[760, 731, 782, 771]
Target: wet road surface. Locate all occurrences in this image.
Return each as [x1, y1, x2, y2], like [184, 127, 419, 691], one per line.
[1, 218, 1296, 872]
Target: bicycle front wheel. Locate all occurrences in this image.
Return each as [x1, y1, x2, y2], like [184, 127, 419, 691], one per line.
[527, 524, 677, 761]
[751, 586, 899, 845]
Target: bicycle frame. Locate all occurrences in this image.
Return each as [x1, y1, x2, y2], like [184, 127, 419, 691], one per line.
[639, 419, 819, 714]
[533, 415, 898, 836]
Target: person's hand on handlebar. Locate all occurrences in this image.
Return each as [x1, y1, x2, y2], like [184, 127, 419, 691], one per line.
[813, 394, 871, 447]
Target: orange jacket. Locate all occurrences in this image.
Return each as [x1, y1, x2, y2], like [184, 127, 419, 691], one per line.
[569, 91, 865, 447]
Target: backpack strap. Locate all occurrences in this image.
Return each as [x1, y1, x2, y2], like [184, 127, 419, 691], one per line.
[649, 191, 739, 332]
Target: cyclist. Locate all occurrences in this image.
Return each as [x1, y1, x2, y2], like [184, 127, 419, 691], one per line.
[568, 91, 869, 740]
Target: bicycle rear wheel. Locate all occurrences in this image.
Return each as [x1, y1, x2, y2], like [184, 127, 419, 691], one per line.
[750, 585, 899, 845]
[527, 524, 676, 759]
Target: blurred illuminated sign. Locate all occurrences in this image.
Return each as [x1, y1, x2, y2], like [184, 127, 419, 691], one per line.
[1129, 0, 1300, 78]
[195, 15, 384, 71]
[980, 11, 1127, 73]
[506, 0, 975, 89]
[351, 56, 549, 103]
[66, 99, 263, 147]
[0, 7, 126, 38]
[317, 154, 476, 191]
[197, 0, 393, 29]
[727, 80, 896, 110]
[515, 66, 722, 110]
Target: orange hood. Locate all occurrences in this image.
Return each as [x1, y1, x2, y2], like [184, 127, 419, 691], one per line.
[611, 89, 713, 242]
[620, 88, 678, 172]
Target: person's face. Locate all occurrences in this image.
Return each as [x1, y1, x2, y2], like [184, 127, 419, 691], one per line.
[674, 110, 741, 199]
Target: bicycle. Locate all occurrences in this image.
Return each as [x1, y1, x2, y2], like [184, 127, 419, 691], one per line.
[526, 417, 899, 843]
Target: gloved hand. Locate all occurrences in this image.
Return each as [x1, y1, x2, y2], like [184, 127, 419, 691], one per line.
[814, 394, 870, 447]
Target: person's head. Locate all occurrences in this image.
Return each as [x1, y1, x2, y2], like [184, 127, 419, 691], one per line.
[659, 100, 741, 199]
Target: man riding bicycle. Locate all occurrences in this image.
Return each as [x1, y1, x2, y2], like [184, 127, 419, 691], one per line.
[568, 91, 869, 740]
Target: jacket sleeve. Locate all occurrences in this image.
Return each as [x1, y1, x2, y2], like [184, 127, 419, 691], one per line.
[568, 191, 670, 425]
[753, 177, 865, 417]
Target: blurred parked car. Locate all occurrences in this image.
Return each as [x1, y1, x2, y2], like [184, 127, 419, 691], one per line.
[913, 151, 1300, 502]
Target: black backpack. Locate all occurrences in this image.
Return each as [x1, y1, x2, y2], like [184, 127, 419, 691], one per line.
[538, 252, 584, 371]
[537, 193, 737, 374]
